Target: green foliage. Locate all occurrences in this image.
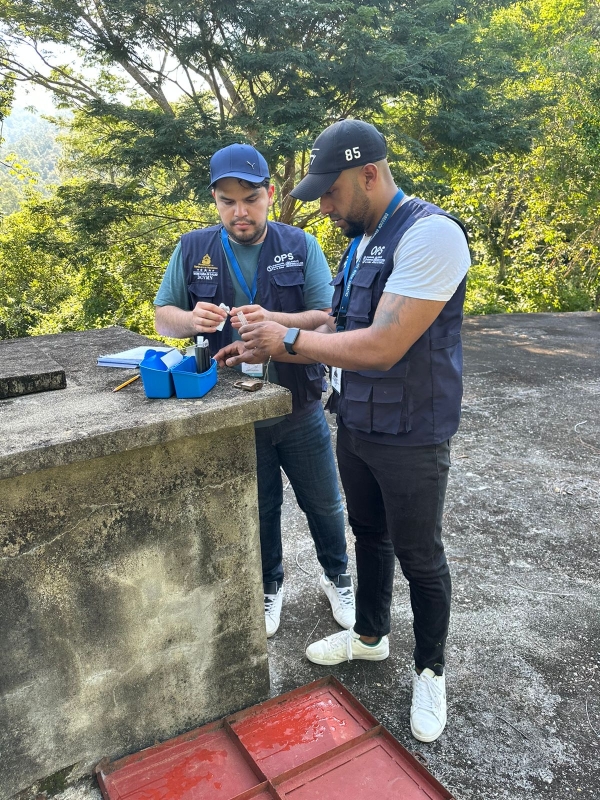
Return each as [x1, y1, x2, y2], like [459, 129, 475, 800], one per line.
[0, 0, 540, 223]
[306, 215, 349, 277]
[0, 195, 77, 338]
[1, 0, 600, 343]
[0, 109, 62, 213]
[1, 109, 61, 182]
[439, 0, 600, 313]
[0, 180, 208, 338]
[0, 68, 13, 120]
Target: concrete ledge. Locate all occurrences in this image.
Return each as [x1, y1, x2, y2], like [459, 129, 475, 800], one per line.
[0, 327, 291, 480]
[0, 338, 66, 399]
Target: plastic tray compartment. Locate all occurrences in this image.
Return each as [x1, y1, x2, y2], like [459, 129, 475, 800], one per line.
[171, 355, 218, 398]
[139, 351, 175, 399]
[96, 676, 455, 800]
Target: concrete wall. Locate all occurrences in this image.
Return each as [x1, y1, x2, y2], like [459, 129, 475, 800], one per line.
[0, 328, 293, 799]
[0, 425, 268, 797]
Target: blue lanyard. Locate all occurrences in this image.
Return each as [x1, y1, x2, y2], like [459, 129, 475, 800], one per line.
[337, 189, 405, 326]
[220, 227, 258, 304]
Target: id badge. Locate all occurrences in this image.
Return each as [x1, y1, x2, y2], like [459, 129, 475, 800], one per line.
[331, 366, 342, 394]
[242, 361, 264, 378]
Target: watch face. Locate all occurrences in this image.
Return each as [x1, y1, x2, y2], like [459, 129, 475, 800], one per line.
[284, 328, 300, 353]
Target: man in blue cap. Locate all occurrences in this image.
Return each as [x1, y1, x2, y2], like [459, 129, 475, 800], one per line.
[154, 143, 355, 638]
[218, 120, 471, 743]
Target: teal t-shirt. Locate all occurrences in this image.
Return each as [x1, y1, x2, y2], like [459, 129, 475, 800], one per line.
[154, 229, 333, 312]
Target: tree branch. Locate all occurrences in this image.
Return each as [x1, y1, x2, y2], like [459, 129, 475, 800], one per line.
[77, 2, 175, 115]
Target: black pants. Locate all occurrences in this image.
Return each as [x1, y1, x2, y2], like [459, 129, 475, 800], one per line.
[336, 421, 451, 675]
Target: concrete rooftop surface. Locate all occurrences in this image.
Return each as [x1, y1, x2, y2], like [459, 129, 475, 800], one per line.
[15, 311, 600, 800]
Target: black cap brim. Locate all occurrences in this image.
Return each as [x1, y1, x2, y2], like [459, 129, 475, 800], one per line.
[290, 170, 341, 202]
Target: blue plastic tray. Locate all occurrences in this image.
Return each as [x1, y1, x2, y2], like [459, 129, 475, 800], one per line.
[171, 356, 218, 398]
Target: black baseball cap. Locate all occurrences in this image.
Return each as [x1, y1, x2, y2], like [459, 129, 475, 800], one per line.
[291, 119, 387, 201]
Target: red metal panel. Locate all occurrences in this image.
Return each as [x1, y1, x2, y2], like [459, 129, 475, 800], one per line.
[229, 684, 373, 777]
[97, 726, 261, 800]
[275, 733, 452, 800]
[226, 787, 281, 800]
[96, 677, 453, 800]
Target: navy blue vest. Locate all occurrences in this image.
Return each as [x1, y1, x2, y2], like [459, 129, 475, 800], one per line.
[181, 221, 325, 417]
[328, 198, 468, 446]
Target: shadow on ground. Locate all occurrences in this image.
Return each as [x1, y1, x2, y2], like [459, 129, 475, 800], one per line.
[37, 312, 600, 800]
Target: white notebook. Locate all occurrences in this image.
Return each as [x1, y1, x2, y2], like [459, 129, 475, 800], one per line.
[97, 346, 175, 368]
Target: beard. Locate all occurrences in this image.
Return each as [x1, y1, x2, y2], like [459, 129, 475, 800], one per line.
[226, 218, 268, 245]
[341, 219, 368, 239]
[336, 183, 371, 239]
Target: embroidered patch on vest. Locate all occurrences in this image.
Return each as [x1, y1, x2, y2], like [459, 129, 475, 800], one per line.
[193, 254, 219, 280]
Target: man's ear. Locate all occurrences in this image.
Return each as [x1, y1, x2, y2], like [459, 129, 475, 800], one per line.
[362, 163, 379, 191]
[267, 184, 275, 205]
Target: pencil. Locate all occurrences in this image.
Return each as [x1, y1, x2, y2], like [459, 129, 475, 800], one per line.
[113, 374, 140, 392]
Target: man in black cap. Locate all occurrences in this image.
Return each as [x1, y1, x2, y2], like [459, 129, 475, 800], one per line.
[217, 120, 471, 743]
[154, 143, 355, 640]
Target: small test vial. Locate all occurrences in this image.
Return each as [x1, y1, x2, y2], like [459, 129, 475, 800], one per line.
[195, 336, 211, 372]
[237, 310, 248, 326]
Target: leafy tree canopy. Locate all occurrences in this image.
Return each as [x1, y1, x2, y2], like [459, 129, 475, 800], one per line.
[0, 0, 542, 225]
[1, 0, 599, 343]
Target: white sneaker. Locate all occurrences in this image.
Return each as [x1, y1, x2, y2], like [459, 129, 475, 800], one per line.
[320, 573, 356, 629]
[410, 668, 447, 742]
[306, 628, 389, 665]
[264, 582, 283, 638]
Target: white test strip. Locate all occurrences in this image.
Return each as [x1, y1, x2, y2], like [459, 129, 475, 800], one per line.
[237, 310, 248, 326]
[216, 303, 230, 331]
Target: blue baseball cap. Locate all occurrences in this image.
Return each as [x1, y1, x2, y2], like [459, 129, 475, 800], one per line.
[209, 144, 270, 187]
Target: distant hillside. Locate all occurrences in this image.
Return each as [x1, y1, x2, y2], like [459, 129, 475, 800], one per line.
[0, 109, 63, 214]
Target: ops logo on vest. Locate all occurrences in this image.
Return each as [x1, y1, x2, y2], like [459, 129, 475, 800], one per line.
[267, 252, 301, 271]
[362, 244, 386, 265]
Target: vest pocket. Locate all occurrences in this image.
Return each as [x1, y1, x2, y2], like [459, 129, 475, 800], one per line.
[330, 271, 345, 316]
[340, 381, 372, 432]
[371, 383, 406, 435]
[341, 378, 409, 436]
[430, 332, 461, 350]
[188, 280, 218, 304]
[270, 269, 305, 312]
[345, 268, 379, 323]
[304, 362, 326, 401]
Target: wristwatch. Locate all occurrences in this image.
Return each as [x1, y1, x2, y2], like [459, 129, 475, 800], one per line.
[283, 327, 301, 355]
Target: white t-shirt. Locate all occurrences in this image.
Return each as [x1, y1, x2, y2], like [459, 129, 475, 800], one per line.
[355, 200, 470, 301]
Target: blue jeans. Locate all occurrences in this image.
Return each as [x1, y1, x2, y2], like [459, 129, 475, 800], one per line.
[255, 406, 348, 585]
